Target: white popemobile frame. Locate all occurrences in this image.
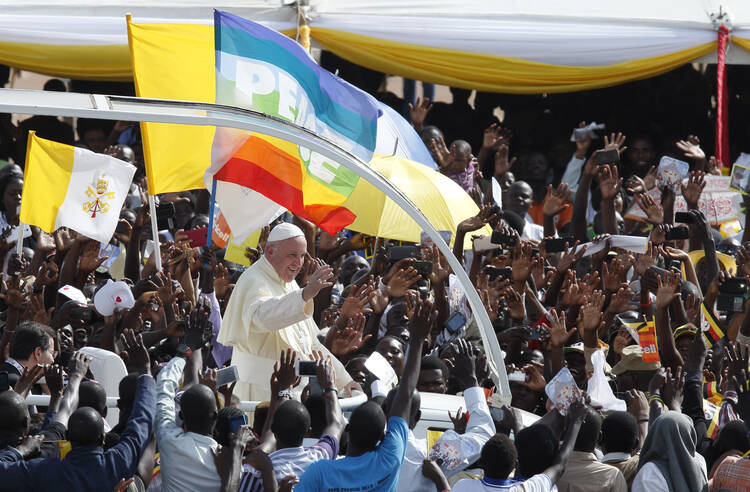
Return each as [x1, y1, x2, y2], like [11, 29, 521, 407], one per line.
[0, 88, 510, 411]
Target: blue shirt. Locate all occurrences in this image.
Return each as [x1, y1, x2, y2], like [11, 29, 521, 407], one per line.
[296, 416, 409, 492]
[0, 374, 156, 492]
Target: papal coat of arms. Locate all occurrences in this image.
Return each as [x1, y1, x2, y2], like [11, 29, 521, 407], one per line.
[83, 175, 116, 218]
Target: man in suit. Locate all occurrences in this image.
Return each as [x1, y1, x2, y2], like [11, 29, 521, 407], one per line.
[1, 322, 56, 389]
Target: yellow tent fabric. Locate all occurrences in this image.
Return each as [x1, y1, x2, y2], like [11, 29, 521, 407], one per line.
[0, 41, 131, 81]
[344, 154, 491, 249]
[127, 20, 215, 194]
[311, 27, 717, 94]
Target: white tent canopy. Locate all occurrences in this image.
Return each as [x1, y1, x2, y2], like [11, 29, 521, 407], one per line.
[1, 0, 750, 88]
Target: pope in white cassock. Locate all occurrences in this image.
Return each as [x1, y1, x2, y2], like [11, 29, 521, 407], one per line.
[218, 222, 354, 402]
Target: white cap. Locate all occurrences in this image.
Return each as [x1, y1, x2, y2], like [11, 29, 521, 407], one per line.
[58, 285, 87, 305]
[93, 280, 136, 316]
[267, 222, 305, 243]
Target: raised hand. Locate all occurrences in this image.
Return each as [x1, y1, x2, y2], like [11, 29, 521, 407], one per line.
[643, 166, 658, 190]
[79, 240, 106, 275]
[315, 354, 335, 389]
[408, 97, 432, 130]
[328, 314, 371, 357]
[502, 286, 525, 321]
[626, 389, 649, 421]
[606, 285, 634, 315]
[429, 136, 453, 169]
[45, 364, 65, 397]
[597, 164, 622, 201]
[13, 364, 45, 398]
[1, 275, 27, 311]
[68, 351, 91, 380]
[625, 175, 647, 195]
[676, 136, 705, 161]
[662, 367, 685, 411]
[386, 267, 420, 298]
[603, 132, 627, 153]
[423, 244, 451, 285]
[340, 282, 376, 319]
[37, 259, 59, 287]
[271, 348, 299, 394]
[197, 368, 218, 393]
[213, 263, 234, 301]
[120, 328, 151, 375]
[479, 288, 500, 323]
[53, 227, 79, 253]
[655, 270, 681, 310]
[579, 292, 605, 334]
[707, 156, 722, 176]
[658, 245, 690, 264]
[518, 360, 546, 392]
[558, 241, 586, 272]
[408, 298, 437, 341]
[630, 241, 659, 276]
[542, 183, 571, 217]
[680, 170, 706, 209]
[482, 123, 511, 151]
[635, 193, 663, 225]
[494, 144, 517, 177]
[21, 293, 53, 325]
[511, 238, 539, 289]
[301, 259, 334, 302]
[602, 258, 628, 292]
[451, 338, 478, 391]
[448, 407, 469, 434]
[725, 342, 749, 391]
[546, 308, 576, 349]
[457, 204, 497, 234]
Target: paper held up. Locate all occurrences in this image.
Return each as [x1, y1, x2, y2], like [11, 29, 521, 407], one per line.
[570, 122, 605, 142]
[574, 235, 648, 257]
[625, 175, 741, 226]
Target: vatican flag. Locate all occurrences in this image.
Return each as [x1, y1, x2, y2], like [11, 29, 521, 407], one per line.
[20, 132, 136, 244]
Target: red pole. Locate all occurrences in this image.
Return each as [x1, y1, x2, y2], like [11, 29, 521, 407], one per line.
[716, 25, 730, 169]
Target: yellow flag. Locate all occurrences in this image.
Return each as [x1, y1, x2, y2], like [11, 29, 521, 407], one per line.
[125, 18, 297, 195]
[126, 18, 214, 194]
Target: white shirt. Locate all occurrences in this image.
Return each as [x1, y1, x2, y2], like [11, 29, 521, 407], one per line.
[522, 220, 545, 242]
[396, 386, 496, 492]
[155, 357, 222, 492]
[492, 177, 503, 208]
[452, 474, 557, 491]
[560, 154, 586, 200]
[631, 454, 707, 492]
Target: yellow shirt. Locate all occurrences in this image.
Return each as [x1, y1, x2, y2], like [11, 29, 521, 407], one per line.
[218, 255, 351, 401]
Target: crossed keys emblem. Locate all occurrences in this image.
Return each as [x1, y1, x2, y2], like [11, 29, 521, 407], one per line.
[83, 176, 115, 218]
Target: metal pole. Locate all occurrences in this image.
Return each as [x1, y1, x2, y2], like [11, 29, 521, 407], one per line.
[148, 194, 162, 272]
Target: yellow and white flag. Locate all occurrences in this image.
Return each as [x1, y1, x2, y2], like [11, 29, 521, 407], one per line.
[20, 132, 136, 244]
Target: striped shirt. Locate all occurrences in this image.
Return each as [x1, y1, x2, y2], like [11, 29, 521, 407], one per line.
[238, 434, 338, 492]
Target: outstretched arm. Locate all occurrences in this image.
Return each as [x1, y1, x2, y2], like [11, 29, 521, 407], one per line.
[389, 298, 437, 420]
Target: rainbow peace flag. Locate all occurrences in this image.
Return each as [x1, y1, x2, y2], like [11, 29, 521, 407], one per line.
[210, 10, 380, 234]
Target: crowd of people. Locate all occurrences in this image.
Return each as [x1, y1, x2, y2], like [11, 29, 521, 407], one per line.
[0, 65, 749, 492]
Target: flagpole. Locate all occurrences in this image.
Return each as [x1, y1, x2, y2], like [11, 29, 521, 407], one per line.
[14, 223, 24, 257]
[206, 178, 217, 249]
[147, 194, 162, 271]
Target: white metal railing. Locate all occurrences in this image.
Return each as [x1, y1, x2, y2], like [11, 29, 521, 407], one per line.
[25, 392, 368, 411]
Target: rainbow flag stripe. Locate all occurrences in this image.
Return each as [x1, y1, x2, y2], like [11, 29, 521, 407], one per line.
[212, 10, 379, 233]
